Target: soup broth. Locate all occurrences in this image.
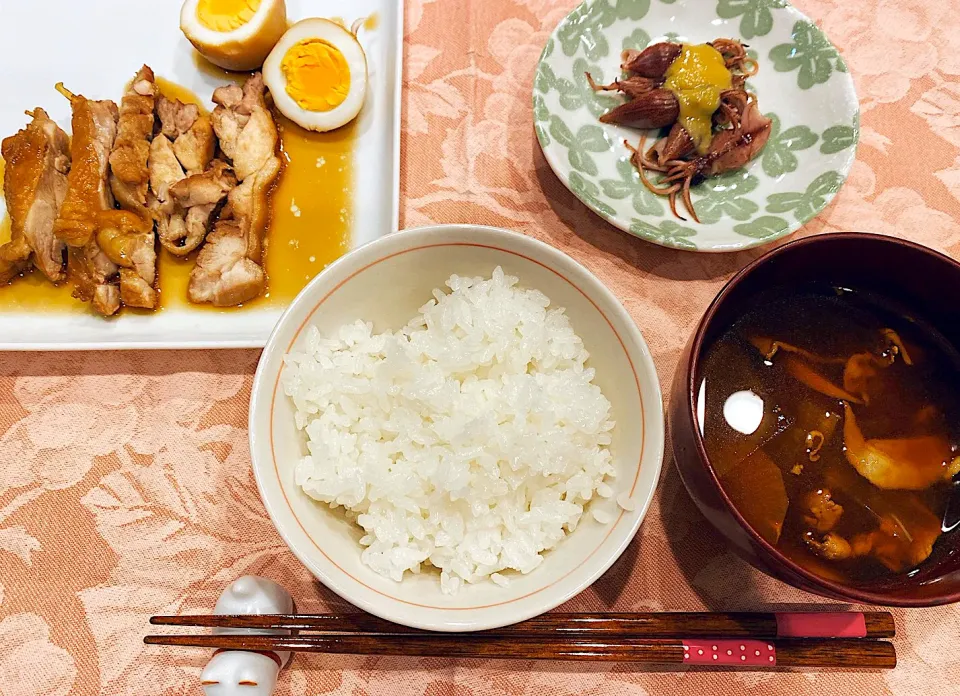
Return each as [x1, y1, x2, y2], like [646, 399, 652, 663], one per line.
[700, 283, 960, 584]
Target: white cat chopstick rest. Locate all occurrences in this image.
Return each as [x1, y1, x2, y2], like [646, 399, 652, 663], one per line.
[200, 576, 294, 696]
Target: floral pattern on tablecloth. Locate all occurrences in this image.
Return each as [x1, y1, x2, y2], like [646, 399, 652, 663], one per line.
[2, 1, 960, 694]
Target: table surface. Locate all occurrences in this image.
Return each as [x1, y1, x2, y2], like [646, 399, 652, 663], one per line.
[2, 0, 960, 694]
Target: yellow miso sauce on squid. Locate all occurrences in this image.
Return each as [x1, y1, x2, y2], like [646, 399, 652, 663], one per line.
[663, 44, 732, 155]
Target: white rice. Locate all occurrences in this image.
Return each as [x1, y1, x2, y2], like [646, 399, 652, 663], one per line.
[616, 492, 637, 512]
[282, 267, 616, 593]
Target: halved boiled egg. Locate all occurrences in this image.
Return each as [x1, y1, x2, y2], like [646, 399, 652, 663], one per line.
[263, 18, 368, 132]
[180, 0, 287, 71]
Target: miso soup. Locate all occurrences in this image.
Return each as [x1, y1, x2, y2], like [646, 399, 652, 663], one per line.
[699, 283, 960, 584]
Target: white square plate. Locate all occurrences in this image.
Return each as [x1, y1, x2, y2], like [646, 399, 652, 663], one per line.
[0, 0, 402, 350]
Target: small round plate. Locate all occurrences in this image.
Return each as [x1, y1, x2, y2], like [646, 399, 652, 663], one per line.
[534, 0, 859, 252]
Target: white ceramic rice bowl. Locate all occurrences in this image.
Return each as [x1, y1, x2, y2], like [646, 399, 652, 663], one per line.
[249, 224, 665, 631]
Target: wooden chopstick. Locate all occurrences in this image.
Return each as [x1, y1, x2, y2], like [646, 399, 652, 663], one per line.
[143, 633, 897, 668]
[150, 611, 895, 639]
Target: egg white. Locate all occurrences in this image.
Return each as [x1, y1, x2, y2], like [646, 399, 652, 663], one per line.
[180, 0, 287, 71]
[263, 18, 368, 133]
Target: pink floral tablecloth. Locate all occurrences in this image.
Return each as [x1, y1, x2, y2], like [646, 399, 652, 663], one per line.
[2, 1, 960, 694]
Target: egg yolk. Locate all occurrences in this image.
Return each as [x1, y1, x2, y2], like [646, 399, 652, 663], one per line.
[663, 44, 732, 155]
[196, 0, 261, 32]
[280, 39, 351, 112]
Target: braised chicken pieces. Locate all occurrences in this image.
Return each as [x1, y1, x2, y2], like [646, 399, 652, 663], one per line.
[110, 66, 160, 309]
[3, 68, 282, 312]
[53, 87, 124, 315]
[189, 73, 280, 307]
[149, 96, 234, 256]
[0, 109, 71, 284]
[110, 66, 158, 217]
[53, 76, 160, 316]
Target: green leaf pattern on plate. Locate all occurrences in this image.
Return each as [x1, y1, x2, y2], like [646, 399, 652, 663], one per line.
[693, 172, 760, 223]
[542, 36, 555, 60]
[579, 124, 609, 152]
[538, 52, 619, 119]
[761, 113, 819, 177]
[766, 170, 843, 222]
[534, 61, 556, 95]
[716, 0, 787, 39]
[550, 116, 575, 147]
[622, 28, 652, 52]
[557, 1, 613, 61]
[570, 172, 618, 217]
[734, 215, 790, 239]
[533, 95, 548, 122]
[556, 5, 590, 57]
[570, 150, 598, 176]
[820, 125, 856, 154]
[574, 58, 621, 117]
[769, 20, 845, 90]
[533, 94, 550, 144]
[555, 76, 582, 111]
[615, 0, 650, 21]
[599, 158, 665, 216]
[630, 219, 698, 250]
[820, 112, 859, 154]
[556, 1, 653, 60]
[552, 117, 612, 176]
[535, 123, 550, 147]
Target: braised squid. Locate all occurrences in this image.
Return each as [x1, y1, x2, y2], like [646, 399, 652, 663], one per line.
[589, 39, 769, 222]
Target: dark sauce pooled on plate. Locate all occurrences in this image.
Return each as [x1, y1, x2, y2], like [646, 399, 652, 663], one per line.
[699, 283, 960, 585]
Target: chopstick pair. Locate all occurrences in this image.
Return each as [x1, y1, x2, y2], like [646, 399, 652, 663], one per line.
[145, 611, 897, 669]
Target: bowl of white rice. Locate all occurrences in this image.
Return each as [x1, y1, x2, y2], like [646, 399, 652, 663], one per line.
[249, 224, 664, 631]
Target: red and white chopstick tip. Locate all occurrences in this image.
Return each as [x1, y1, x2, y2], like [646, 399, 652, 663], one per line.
[681, 640, 776, 666]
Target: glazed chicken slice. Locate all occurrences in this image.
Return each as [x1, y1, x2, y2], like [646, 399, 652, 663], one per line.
[109, 65, 158, 217]
[149, 151, 235, 257]
[53, 86, 155, 315]
[209, 74, 277, 181]
[0, 108, 71, 283]
[156, 97, 215, 175]
[149, 97, 223, 255]
[53, 88, 122, 314]
[68, 240, 121, 315]
[96, 217, 158, 309]
[189, 73, 281, 306]
[0, 231, 31, 284]
[168, 160, 237, 253]
[188, 156, 280, 306]
[148, 134, 187, 252]
[189, 220, 267, 306]
[53, 88, 119, 248]
[108, 66, 160, 309]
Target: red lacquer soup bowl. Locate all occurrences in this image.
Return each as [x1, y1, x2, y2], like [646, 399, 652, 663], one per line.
[670, 232, 960, 607]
